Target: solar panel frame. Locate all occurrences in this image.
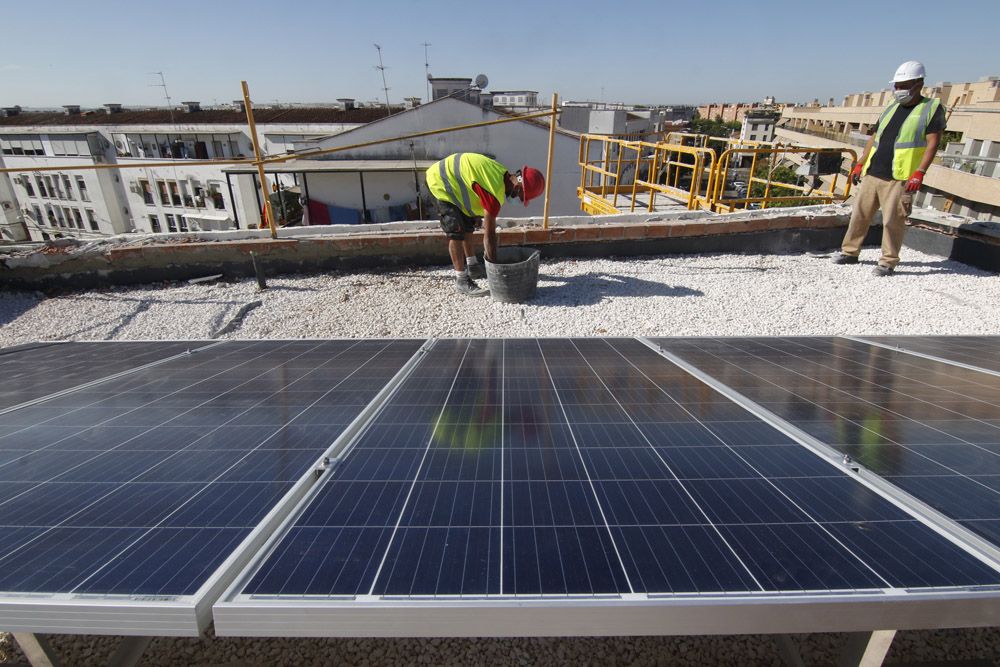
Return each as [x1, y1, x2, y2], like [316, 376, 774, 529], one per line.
[214, 337, 1000, 638]
[0, 338, 431, 636]
[852, 335, 1000, 377]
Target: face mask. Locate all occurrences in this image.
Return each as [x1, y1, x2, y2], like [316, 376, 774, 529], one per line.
[893, 84, 918, 103]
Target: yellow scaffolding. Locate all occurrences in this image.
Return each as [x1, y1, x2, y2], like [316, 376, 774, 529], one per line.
[578, 133, 858, 215]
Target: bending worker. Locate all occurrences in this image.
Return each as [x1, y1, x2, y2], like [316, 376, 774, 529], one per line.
[833, 60, 945, 276]
[425, 153, 544, 296]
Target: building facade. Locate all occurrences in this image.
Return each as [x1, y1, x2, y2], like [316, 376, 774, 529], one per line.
[0, 104, 382, 242]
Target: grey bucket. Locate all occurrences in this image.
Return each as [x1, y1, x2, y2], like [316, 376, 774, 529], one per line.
[485, 247, 540, 303]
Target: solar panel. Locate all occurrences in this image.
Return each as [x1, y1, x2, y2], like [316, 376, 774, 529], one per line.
[859, 335, 1000, 375]
[0, 341, 205, 412]
[0, 339, 424, 635]
[654, 336, 1000, 553]
[216, 338, 1000, 637]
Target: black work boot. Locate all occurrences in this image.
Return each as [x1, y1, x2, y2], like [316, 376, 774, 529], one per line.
[455, 274, 488, 297]
[873, 263, 895, 277]
[831, 252, 859, 265]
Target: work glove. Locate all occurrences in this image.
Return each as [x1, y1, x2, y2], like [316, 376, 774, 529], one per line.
[905, 170, 925, 192]
[849, 163, 863, 186]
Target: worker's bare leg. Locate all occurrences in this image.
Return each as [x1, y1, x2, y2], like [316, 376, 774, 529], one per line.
[461, 238, 476, 265]
[448, 236, 467, 271]
[483, 219, 497, 263]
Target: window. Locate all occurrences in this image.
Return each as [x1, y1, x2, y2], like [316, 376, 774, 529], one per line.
[35, 176, 48, 198]
[148, 215, 161, 233]
[157, 181, 170, 206]
[178, 216, 189, 232]
[86, 209, 98, 231]
[31, 205, 42, 224]
[50, 135, 91, 157]
[165, 213, 177, 232]
[138, 180, 154, 205]
[22, 176, 34, 197]
[54, 207, 65, 227]
[0, 135, 44, 156]
[76, 177, 89, 202]
[44, 176, 56, 199]
[62, 176, 74, 200]
[72, 208, 84, 229]
[168, 181, 181, 206]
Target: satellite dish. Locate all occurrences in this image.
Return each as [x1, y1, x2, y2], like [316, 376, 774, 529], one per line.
[474, 74, 488, 90]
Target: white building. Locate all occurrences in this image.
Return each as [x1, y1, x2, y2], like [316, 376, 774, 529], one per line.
[0, 103, 382, 241]
[492, 91, 539, 109]
[740, 109, 779, 143]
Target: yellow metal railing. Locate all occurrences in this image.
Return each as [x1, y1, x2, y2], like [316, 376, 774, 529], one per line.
[578, 135, 715, 214]
[579, 133, 858, 215]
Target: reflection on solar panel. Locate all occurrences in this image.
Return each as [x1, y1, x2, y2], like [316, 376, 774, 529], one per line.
[656, 336, 1000, 552]
[0, 341, 204, 412]
[0, 339, 423, 635]
[860, 335, 1000, 375]
[216, 338, 1000, 637]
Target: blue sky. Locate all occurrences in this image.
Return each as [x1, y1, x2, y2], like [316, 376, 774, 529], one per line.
[2, 0, 997, 108]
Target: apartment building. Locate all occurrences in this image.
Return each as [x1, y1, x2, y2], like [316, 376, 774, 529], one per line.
[740, 109, 779, 143]
[0, 103, 383, 242]
[778, 76, 1000, 221]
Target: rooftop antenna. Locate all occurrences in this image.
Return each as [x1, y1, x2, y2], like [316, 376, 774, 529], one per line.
[150, 71, 174, 124]
[374, 44, 391, 117]
[422, 42, 432, 102]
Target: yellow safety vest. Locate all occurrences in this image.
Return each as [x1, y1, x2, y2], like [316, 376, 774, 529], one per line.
[863, 98, 941, 180]
[426, 153, 508, 217]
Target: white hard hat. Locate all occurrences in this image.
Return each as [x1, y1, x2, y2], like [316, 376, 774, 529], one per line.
[892, 60, 926, 83]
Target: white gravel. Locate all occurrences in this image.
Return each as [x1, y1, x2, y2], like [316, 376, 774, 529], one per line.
[1, 247, 998, 346]
[1, 247, 998, 665]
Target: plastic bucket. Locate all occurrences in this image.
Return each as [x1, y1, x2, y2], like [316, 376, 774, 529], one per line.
[485, 247, 540, 304]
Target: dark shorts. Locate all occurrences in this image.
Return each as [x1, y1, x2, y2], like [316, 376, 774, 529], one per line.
[436, 200, 478, 240]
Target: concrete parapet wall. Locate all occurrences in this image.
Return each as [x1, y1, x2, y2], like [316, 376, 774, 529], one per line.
[0, 207, 859, 290]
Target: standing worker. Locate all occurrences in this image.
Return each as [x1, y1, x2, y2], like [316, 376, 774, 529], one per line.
[425, 153, 545, 296]
[832, 60, 945, 276]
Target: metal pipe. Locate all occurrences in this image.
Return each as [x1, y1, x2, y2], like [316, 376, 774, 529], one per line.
[242, 80, 278, 239]
[542, 93, 558, 230]
[225, 172, 239, 228]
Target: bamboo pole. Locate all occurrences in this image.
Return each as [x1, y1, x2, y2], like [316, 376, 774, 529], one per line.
[542, 93, 558, 230]
[242, 80, 278, 239]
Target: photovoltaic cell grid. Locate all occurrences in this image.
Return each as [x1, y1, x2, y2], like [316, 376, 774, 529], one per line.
[656, 337, 1000, 549]
[240, 338, 999, 600]
[0, 339, 422, 598]
[861, 335, 1000, 375]
[0, 341, 201, 412]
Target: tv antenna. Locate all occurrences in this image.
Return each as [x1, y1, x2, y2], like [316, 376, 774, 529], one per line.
[149, 71, 174, 124]
[422, 42, 432, 101]
[374, 44, 391, 117]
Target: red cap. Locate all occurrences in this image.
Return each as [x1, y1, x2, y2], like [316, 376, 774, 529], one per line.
[519, 166, 545, 206]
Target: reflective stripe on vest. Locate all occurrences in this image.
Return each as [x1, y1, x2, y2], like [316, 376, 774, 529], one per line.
[863, 98, 940, 180]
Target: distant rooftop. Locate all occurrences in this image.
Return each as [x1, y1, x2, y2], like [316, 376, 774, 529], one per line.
[0, 107, 389, 127]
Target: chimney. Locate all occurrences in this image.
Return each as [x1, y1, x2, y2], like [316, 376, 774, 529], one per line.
[232, 99, 246, 114]
[104, 103, 124, 115]
[181, 101, 201, 113]
[336, 98, 356, 110]
[63, 105, 81, 115]
[1, 105, 21, 117]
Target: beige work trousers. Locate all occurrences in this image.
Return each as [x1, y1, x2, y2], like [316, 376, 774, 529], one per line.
[841, 175, 913, 268]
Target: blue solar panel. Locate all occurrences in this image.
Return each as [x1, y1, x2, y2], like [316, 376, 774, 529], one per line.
[0, 341, 202, 411]
[0, 339, 423, 598]
[655, 336, 1000, 553]
[238, 338, 1000, 603]
[861, 335, 1000, 374]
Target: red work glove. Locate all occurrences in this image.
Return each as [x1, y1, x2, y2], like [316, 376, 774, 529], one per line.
[905, 170, 925, 192]
[850, 163, 863, 185]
